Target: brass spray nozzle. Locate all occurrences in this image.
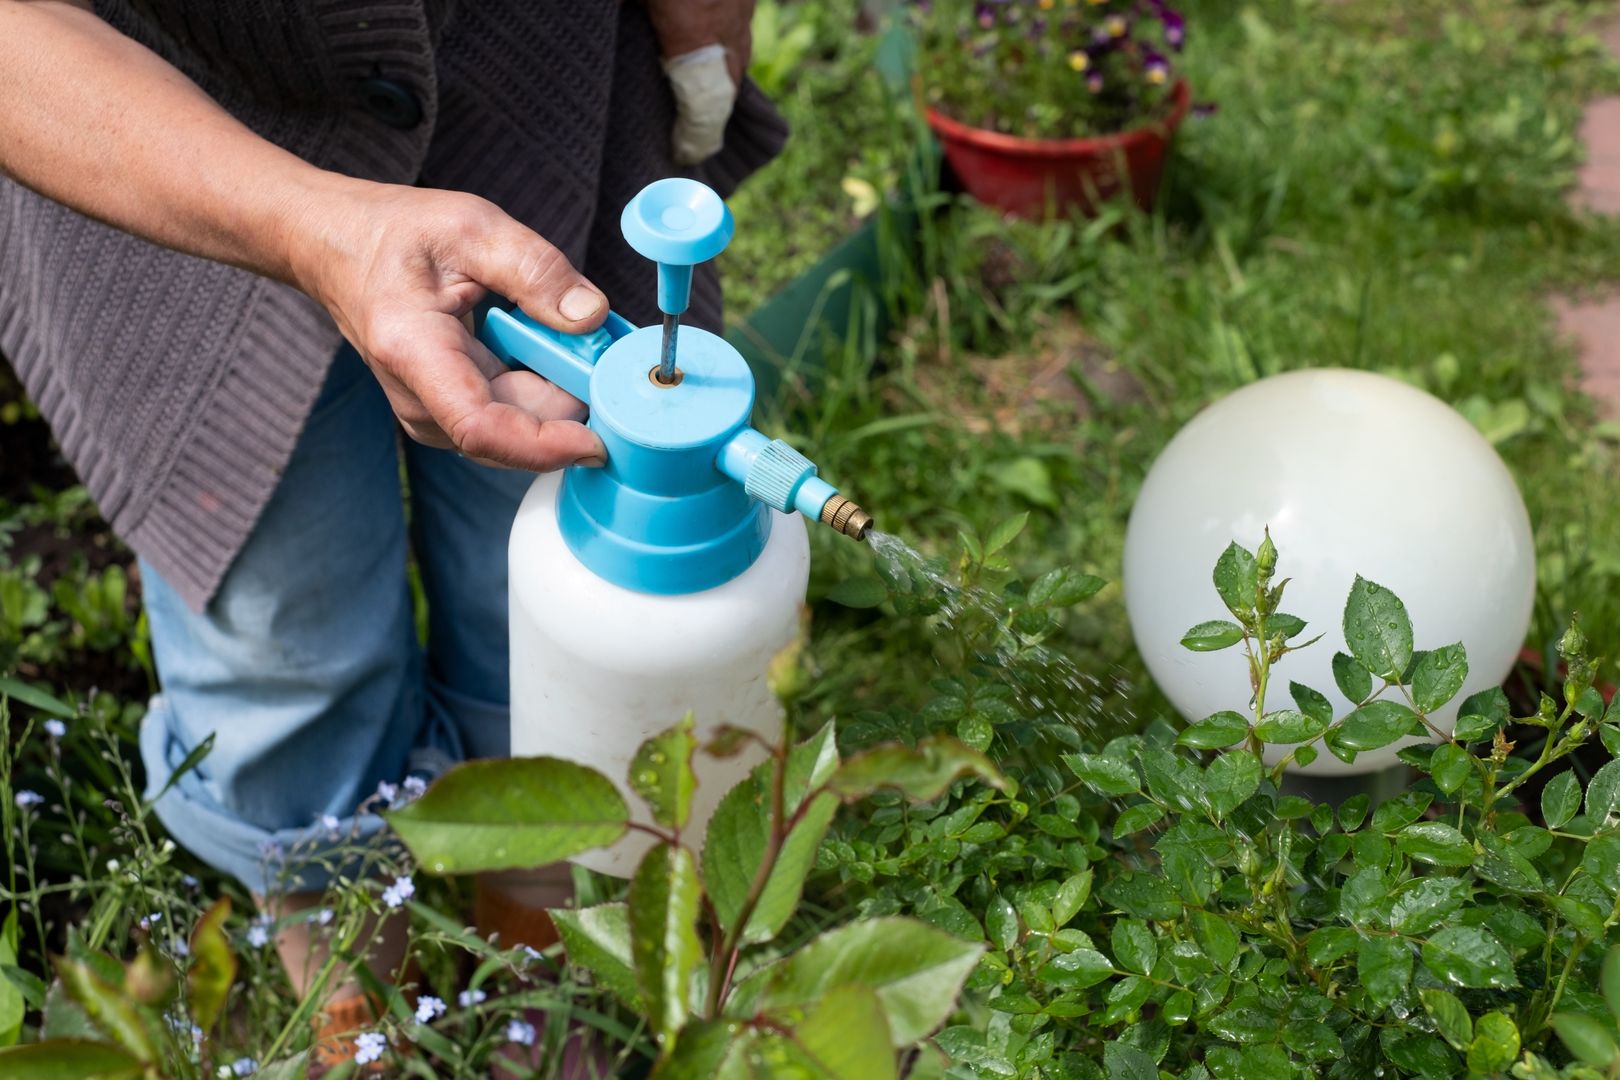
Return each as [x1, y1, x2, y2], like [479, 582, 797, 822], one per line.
[819, 495, 873, 541]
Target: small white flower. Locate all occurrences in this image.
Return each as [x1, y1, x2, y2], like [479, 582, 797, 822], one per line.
[381, 875, 414, 909]
[376, 781, 399, 805]
[43, 719, 66, 739]
[245, 917, 271, 949]
[354, 1030, 387, 1065]
[139, 912, 163, 930]
[230, 1057, 257, 1076]
[14, 790, 43, 809]
[505, 1019, 536, 1047]
[105, 858, 120, 872]
[414, 995, 446, 1023]
[457, 988, 487, 1008]
[170, 937, 190, 958]
[313, 907, 334, 926]
[319, 813, 341, 837]
[401, 775, 427, 801]
[521, 945, 542, 963]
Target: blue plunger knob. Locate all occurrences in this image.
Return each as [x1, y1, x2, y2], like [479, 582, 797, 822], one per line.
[620, 178, 735, 316]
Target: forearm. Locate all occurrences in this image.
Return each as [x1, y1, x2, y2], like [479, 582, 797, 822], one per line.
[0, 0, 355, 285]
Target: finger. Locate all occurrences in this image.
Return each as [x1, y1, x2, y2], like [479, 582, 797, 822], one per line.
[489, 368, 589, 424]
[463, 212, 608, 335]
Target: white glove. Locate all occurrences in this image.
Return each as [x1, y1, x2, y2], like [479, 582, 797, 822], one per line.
[664, 44, 737, 165]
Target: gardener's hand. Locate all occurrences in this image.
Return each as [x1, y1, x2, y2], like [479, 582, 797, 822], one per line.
[645, 0, 755, 163]
[290, 183, 608, 471]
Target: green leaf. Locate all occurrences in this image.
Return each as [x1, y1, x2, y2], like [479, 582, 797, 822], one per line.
[752, 917, 983, 1046]
[1551, 1013, 1620, 1067]
[628, 843, 702, 1046]
[1180, 620, 1244, 652]
[1264, 613, 1307, 640]
[1454, 688, 1510, 743]
[705, 780, 839, 948]
[782, 986, 897, 1080]
[1052, 870, 1093, 927]
[1037, 948, 1112, 990]
[1466, 1011, 1520, 1074]
[1193, 911, 1240, 970]
[1307, 927, 1358, 967]
[55, 958, 155, 1064]
[827, 577, 886, 609]
[1411, 643, 1468, 713]
[0, 676, 75, 719]
[1391, 876, 1470, 935]
[1178, 711, 1250, 749]
[0, 1039, 143, 1079]
[1357, 934, 1412, 1009]
[1205, 752, 1261, 817]
[1428, 744, 1471, 795]
[1213, 542, 1259, 617]
[387, 757, 627, 874]
[652, 1019, 743, 1079]
[252, 1054, 312, 1080]
[550, 903, 641, 1011]
[1420, 988, 1473, 1050]
[1291, 682, 1334, 727]
[1027, 568, 1106, 608]
[1342, 575, 1413, 679]
[1422, 927, 1518, 989]
[828, 736, 1004, 802]
[1104, 1041, 1158, 1080]
[1336, 700, 1420, 752]
[1396, 822, 1475, 867]
[1062, 753, 1139, 796]
[985, 513, 1029, 556]
[1113, 803, 1164, 838]
[1253, 709, 1327, 744]
[1587, 760, 1620, 822]
[1098, 872, 1181, 920]
[1584, 834, 1620, 894]
[983, 895, 1018, 951]
[0, 909, 21, 1047]
[186, 897, 236, 1033]
[1332, 652, 1373, 705]
[1110, 920, 1156, 976]
[1542, 770, 1582, 830]
[1603, 944, 1620, 1021]
[630, 716, 697, 831]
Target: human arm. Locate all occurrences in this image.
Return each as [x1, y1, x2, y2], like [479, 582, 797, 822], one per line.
[0, 0, 606, 469]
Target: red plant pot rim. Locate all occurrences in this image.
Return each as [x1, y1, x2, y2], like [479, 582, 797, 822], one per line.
[924, 79, 1191, 158]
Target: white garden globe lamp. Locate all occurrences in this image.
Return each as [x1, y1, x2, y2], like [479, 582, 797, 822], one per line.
[1123, 368, 1536, 776]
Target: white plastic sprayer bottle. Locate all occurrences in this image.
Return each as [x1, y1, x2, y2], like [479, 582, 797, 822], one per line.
[481, 179, 871, 875]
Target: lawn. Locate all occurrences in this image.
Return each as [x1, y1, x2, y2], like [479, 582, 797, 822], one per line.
[5, 1, 1620, 1077]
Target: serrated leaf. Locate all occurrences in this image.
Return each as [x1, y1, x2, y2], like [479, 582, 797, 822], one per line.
[1027, 568, 1106, 608]
[1603, 944, 1620, 1021]
[653, 1020, 748, 1079]
[551, 903, 641, 1011]
[1552, 1012, 1620, 1067]
[1466, 1011, 1520, 1074]
[781, 985, 897, 1080]
[628, 843, 702, 1045]
[1098, 872, 1181, 920]
[387, 758, 627, 874]
[704, 779, 839, 947]
[1454, 688, 1510, 743]
[1052, 870, 1093, 927]
[630, 716, 697, 830]
[1062, 753, 1139, 796]
[827, 577, 886, 609]
[752, 917, 982, 1046]
[1180, 620, 1244, 652]
[1336, 700, 1420, 752]
[1178, 711, 1249, 750]
[1291, 682, 1334, 726]
[1587, 760, 1620, 822]
[1391, 877, 1469, 935]
[1205, 752, 1261, 817]
[1342, 576, 1413, 679]
[1332, 652, 1373, 705]
[1422, 926, 1518, 989]
[1397, 822, 1475, 867]
[1307, 927, 1357, 967]
[187, 897, 235, 1032]
[1254, 709, 1327, 744]
[55, 958, 155, 1064]
[1113, 803, 1164, 838]
[1420, 987, 1473, 1049]
[1110, 920, 1156, 976]
[1357, 934, 1411, 1008]
[1428, 744, 1472, 795]
[1104, 1041, 1157, 1080]
[0, 1039, 143, 1079]
[1412, 643, 1468, 713]
[985, 513, 1029, 556]
[1213, 542, 1259, 617]
[1543, 770, 1582, 830]
[828, 736, 1004, 802]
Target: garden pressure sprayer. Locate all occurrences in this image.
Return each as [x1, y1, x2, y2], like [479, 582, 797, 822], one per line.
[478, 178, 870, 875]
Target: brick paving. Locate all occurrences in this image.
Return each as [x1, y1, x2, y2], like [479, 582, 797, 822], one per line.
[1555, 14, 1620, 418]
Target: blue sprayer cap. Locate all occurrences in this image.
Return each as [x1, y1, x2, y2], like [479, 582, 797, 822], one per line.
[478, 179, 870, 595]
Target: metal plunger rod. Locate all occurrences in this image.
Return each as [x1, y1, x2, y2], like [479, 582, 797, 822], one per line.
[658, 313, 680, 384]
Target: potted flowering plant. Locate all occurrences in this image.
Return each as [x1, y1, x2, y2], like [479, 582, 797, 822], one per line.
[912, 0, 1193, 218]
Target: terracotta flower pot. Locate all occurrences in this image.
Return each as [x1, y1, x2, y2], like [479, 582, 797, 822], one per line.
[925, 80, 1191, 219]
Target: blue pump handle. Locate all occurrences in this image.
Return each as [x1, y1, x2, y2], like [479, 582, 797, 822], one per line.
[478, 307, 637, 401]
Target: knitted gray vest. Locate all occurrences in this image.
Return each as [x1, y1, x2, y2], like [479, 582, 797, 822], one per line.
[0, 0, 786, 610]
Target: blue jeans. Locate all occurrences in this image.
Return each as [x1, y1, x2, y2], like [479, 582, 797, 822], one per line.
[138, 345, 532, 893]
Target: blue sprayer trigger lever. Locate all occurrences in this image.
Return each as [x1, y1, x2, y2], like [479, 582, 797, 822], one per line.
[476, 178, 871, 596]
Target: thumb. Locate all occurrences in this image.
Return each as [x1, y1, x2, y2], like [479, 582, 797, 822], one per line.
[468, 214, 609, 333]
